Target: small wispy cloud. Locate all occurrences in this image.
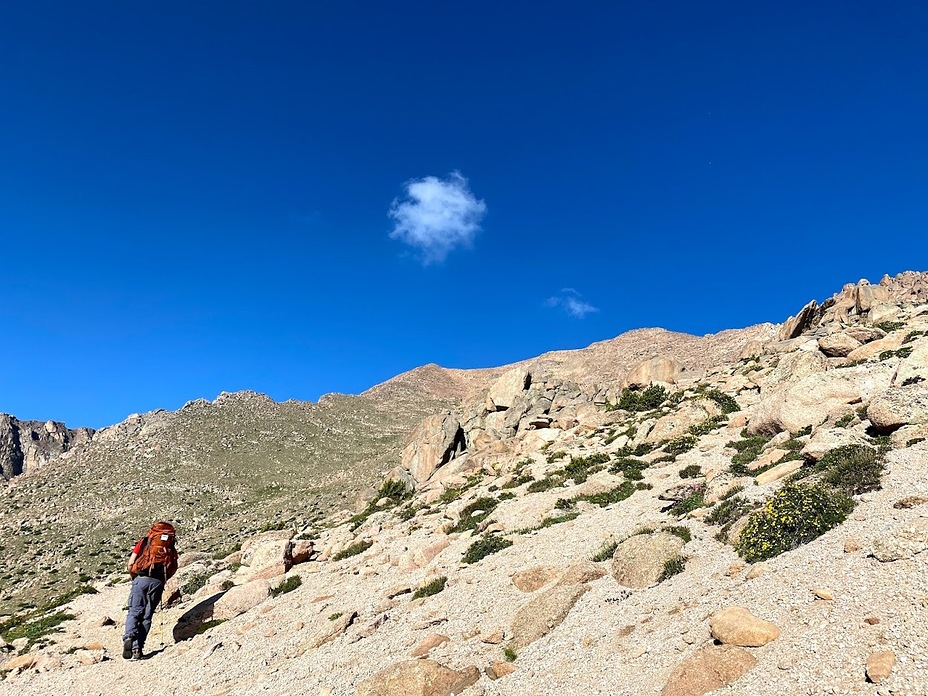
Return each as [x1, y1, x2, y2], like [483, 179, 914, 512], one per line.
[388, 172, 487, 264]
[545, 288, 600, 319]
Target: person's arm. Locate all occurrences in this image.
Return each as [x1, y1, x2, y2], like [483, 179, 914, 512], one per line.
[127, 538, 144, 572]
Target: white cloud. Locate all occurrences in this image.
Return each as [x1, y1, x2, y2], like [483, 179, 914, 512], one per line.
[388, 172, 487, 264]
[545, 288, 599, 319]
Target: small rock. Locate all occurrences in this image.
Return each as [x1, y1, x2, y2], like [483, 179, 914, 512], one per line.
[725, 563, 745, 577]
[481, 629, 505, 645]
[76, 649, 104, 666]
[812, 588, 834, 601]
[745, 563, 768, 580]
[356, 659, 480, 696]
[844, 538, 862, 553]
[709, 606, 781, 647]
[866, 651, 896, 683]
[1, 653, 36, 673]
[410, 634, 449, 658]
[864, 617, 880, 625]
[511, 566, 559, 593]
[486, 661, 517, 680]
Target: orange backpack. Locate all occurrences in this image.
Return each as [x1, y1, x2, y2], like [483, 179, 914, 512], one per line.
[130, 522, 178, 580]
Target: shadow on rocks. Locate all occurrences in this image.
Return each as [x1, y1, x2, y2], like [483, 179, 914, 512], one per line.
[172, 590, 227, 642]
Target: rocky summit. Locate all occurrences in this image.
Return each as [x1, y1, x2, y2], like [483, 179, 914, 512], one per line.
[2, 270, 928, 696]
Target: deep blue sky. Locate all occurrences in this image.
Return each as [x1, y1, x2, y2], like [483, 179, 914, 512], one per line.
[2, 1, 926, 428]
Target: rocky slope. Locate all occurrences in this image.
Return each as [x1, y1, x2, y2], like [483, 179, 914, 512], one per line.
[2, 271, 927, 696]
[0, 415, 92, 480]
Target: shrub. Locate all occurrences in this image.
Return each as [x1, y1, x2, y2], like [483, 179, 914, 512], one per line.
[328, 612, 343, 621]
[689, 416, 728, 437]
[195, 619, 226, 635]
[574, 482, 637, 507]
[180, 572, 210, 596]
[875, 321, 904, 333]
[668, 485, 706, 516]
[664, 525, 692, 543]
[0, 611, 74, 646]
[590, 540, 619, 562]
[815, 445, 883, 495]
[610, 385, 668, 412]
[700, 389, 741, 414]
[503, 646, 517, 662]
[659, 555, 687, 582]
[562, 453, 610, 483]
[609, 457, 648, 479]
[545, 450, 567, 463]
[834, 413, 855, 428]
[527, 477, 559, 493]
[332, 540, 373, 561]
[450, 496, 500, 533]
[727, 433, 773, 474]
[270, 575, 302, 598]
[665, 434, 698, 455]
[736, 481, 854, 562]
[705, 494, 754, 527]
[412, 576, 447, 599]
[678, 464, 702, 479]
[462, 535, 513, 564]
[501, 473, 534, 490]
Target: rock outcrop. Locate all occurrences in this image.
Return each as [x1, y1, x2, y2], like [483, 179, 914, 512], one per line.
[0, 414, 92, 480]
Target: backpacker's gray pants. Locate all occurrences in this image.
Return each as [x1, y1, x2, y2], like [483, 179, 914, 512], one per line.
[123, 576, 164, 650]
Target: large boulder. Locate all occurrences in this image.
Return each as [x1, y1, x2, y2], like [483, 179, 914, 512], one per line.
[625, 357, 684, 389]
[487, 368, 531, 411]
[212, 579, 271, 620]
[402, 414, 466, 483]
[611, 532, 685, 588]
[893, 338, 928, 386]
[355, 660, 480, 696]
[778, 299, 819, 340]
[241, 530, 294, 576]
[646, 402, 719, 444]
[509, 583, 588, 651]
[868, 383, 928, 431]
[817, 332, 862, 358]
[750, 369, 891, 435]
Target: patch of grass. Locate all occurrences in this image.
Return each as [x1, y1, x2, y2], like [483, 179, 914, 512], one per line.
[516, 512, 581, 534]
[659, 555, 686, 582]
[328, 612, 343, 621]
[689, 415, 728, 437]
[907, 438, 926, 447]
[527, 477, 560, 493]
[545, 450, 567, 464]
[450, 496, 500, 533]
[678, 464, 702, 479]
[609, 457, 649, 480]
[664, 525, 692, 543]
[835, 413, 855, 428]
[270, 575, 302, 598]
[705, 494, 754, 527]
[736, 481, 854, 562]
[562, 452, 611, 484]
[180, 572, 211, 597]
[462, 535, 513, 564]
[503, 646, 517, 662]
[195, 619, 226, 634]
[0, 611, 74, 646]
[903, 330, 926, 343]
[349, 480, 413, 530]
[211, 544, 242, 560]
[501, 473, 534, 490]
[332, 540, 373, 561]
[590, 540, 619, 562]
[814, 445, 884, 495]
[412, 576, 447, 599]
[668, 484, 706, 516]
[665, 434, 698, 456]
[875, 321, 905, 333]
[572, 481, 638, 508]
[727, 433, 773, 475]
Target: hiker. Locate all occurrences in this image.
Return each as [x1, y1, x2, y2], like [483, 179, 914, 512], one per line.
[122, 521, 179, 660]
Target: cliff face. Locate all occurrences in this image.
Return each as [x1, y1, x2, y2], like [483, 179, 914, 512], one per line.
[0, 415, 93, 480]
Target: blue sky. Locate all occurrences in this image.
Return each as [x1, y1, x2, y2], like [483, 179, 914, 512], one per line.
[1, 1, 926, 428]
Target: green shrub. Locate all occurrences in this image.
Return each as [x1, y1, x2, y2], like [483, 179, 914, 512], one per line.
[700, 389, 740, 415]
[527, 477, 559, 493]
[665, 434, 698, 455]
[609, 457, 649, 479]
[689, 415, 728, 437]
[412, 576, 447, 599]
[554, 497, 576, 510]
[659, 555, 686, 581]
[195, 619, 226, 635]
[0, 611, 74, 646]
[574, 481, 637, 507]
[503, 646, 517, 662]
[501, 473, 534, 489]
[462, 535, 513, 564]
[270, 575, 302, 598]
[678, 464, 702, 479]
[834, 413, 855, 428]
[736, 481, 854, 562]
[668, 485, 706, 516]
[562, 453, 610, 483]
[545, 450, 567, 463]
[516, 512, 580, 534]
[450, 497, 500, 533]
[664, 525, 692, 543]
[328, 612, 342, 621]
[705, 494, 754, 527]
[349, 480, 413, 530]
[875, 321, 904, 333]
[332, 540, 373, 561]
[180, 572, 210, 596]
[815, 445, 883, 495]
[610, 385, 668, 412]
[590, 540, 619, 562]
[727, 433, 773, 474]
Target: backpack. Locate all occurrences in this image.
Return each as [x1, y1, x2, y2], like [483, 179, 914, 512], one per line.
[130, 522, 178, 580]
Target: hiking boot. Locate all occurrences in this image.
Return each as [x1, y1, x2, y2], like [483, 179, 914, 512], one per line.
[122, 637, 134, 660]
[132, 647, 143, 660]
